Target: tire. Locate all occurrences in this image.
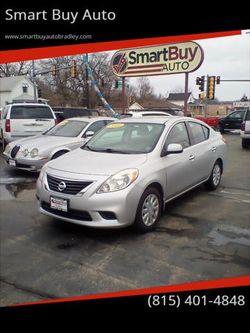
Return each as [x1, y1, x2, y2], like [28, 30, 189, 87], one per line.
[51, 151, 68, 160]
[2, 138, 7, 151]
[134, 187, 162, 233]
[205, 161, 222, 191]
[241, 138, 249, 149]
[219, 126, 225, 134]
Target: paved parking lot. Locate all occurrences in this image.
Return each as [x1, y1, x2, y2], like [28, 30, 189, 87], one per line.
[0, 133, 250, 306]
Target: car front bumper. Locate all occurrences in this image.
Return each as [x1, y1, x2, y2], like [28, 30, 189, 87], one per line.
[3, 152, 49, 172]
[36, 171, 142, 228]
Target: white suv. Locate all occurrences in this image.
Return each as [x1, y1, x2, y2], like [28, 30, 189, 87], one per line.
[240, 108, 250, 148]
[1, 103, 57, 146]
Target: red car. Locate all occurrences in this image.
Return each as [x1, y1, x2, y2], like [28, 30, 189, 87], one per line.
[195, 116, 219, 130]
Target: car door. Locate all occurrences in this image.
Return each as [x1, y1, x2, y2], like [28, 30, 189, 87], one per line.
[186, 121, 215, 182]
[224, 111, 244, 130]
[162, 121, 196, 199]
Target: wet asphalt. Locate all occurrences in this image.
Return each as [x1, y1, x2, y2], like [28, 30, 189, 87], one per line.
[0, 133, 250, 306]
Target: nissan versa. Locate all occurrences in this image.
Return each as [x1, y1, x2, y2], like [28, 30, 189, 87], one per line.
[36, 117, 227, 232]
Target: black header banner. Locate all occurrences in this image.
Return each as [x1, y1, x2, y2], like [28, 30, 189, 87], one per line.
[0, 3, 249, 50]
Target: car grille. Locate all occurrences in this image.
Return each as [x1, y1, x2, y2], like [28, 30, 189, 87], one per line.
[10, 145, 20, 158]
[47, 174, 93, 195]
[41, 201, 92, 221]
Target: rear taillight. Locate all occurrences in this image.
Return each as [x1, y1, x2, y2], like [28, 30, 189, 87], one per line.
[241, 122, 245, 131]
[5, 119, 11, 132]
[55, 118, 59, 126]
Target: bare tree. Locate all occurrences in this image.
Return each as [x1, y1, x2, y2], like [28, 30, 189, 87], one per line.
[36, 53, 118, 107]
[0, 62, 32, 77]
[136, 77, 154, 101]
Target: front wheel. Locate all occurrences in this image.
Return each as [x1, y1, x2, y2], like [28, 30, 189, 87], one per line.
[219, 126, 225, 134]
[242, 138, 249, 149]
[205, 161, 222, 191]
[134, 187, 162, 233]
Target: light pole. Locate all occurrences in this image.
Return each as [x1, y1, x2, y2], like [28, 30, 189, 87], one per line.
[32, 60, 37, 101]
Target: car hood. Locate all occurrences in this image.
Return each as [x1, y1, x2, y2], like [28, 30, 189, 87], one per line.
[12, 135, 80, 150]
[46, 148, 148, 176]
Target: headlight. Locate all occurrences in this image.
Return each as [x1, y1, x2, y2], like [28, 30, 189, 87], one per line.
[97, 168, 139, 193]
[4, 143, 11, 154]
[38, 166, 46, 182]
[23, 149, 29, 157]
[30, 148, 39, 158]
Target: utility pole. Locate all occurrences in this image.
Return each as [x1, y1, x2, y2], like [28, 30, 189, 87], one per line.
[122, 77, 126, 114]
[85, 54, 90, 108]
[32, 60, 37, 101]
[184, 73, 189, 116]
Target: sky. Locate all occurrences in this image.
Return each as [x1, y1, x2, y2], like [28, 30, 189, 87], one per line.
[126, 32, 250, 101]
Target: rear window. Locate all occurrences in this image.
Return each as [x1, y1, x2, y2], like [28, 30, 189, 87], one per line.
[10, 106, 54, 119]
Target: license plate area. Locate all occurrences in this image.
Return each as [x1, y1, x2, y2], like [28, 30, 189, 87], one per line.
[8, 159, 16, 167]
[50, 196, 68, 212]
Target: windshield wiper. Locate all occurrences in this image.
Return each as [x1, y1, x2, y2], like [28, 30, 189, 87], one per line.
[83, 146, 144, 154]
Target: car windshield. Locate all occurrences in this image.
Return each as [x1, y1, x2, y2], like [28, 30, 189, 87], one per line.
[82, 122, 164, 154]
[44, 120, 88, 137]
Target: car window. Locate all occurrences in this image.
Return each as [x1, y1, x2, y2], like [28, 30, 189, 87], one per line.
[245, 110, 250, 121]
[105, 120, 114, 125]
[202, 125, 210, 139]
[165, 122, 190, 148]
[189, 122, 207, 144]
[10, 106, 54, 119]
[228, 111, 243, 119]
[45, 120, 88, 137]
[86, 120, 106, 134]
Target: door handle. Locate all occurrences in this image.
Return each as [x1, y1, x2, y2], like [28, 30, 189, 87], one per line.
[189, 155, 195, 161]
[211, 146, 217, 152]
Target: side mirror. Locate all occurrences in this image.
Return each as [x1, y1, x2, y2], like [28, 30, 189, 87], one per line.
[84, 130, 94, 138]
[161, 143, 183, 157]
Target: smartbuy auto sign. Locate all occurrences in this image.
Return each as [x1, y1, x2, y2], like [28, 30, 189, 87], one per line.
[111, 41, 204, 77]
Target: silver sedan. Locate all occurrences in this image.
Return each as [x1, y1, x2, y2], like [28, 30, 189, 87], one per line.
[36, 117, 227, 232]
[3, 117, 115, 171]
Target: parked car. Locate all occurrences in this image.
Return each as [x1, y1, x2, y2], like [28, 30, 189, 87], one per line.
[3, 117, 115, 171]
[124, 111, 172, 117]
[1, 102, 57, 147]
[195, 116, 219, 130]
[36, 117, 227, 232]
[52, 107, 109, 123]
[218, 109, 245, 133]
[240, 108, 250, 148]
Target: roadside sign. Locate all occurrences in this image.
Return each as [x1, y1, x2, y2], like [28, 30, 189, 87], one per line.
[111, 41, 204, 77]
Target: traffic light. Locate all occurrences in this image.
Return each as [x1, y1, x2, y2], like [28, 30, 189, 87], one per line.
[71, 60, 77, 78]
[216, 76, 221, 84]
[196, 76, 205, 91]
[51, 65, 57, 76]
[207, 76, 216, 100]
